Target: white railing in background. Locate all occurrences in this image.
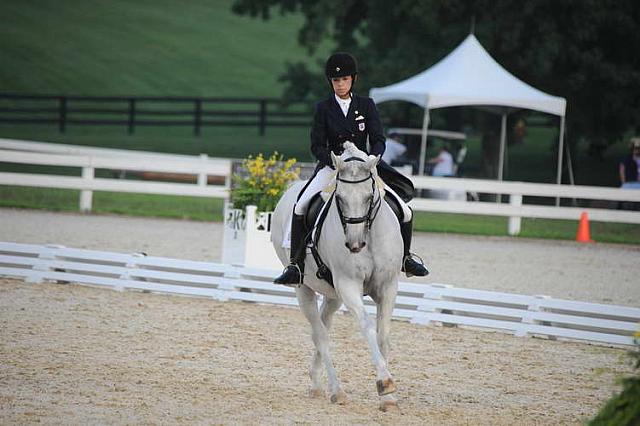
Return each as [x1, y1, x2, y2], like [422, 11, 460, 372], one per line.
[1, 138, 639, 234]
[0, 138, 231, 211]
[1, 241, 638, 347]
[411, 175, 640, 234]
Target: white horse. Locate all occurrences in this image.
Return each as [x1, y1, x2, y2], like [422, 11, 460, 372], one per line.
[271, 143, 403, 411]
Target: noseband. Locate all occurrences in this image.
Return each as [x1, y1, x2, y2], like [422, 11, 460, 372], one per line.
[334, 157, 382, 233]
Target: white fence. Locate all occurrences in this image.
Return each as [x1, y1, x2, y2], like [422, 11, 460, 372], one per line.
[0, 138, 231, 211]
[1, 241, 638, 347]
[411, 175, 640, 234]
[1, 138, 640, 235]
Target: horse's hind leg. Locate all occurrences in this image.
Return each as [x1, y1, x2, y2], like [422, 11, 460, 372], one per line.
[338, 284, 396, 397]
[296, 286, 347, 403]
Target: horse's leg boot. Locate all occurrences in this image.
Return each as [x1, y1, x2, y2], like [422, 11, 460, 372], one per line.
[400, 219, 429, 277]
[274, 213, 306, 285]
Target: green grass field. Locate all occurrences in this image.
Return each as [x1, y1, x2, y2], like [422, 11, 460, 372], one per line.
[2, 186, 638, 245]
[0, 0, 324, 97]
[0, 0, 325, 161]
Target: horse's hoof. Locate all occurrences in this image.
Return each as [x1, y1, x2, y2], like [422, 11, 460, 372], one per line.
[330, 389, 348, 405]
[309, 388, 324, 399]
[379, 400, 400, 413]
[376, 378, 397, 396]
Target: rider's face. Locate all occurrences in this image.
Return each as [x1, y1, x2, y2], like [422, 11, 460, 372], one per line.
[331, 76, 352, 99]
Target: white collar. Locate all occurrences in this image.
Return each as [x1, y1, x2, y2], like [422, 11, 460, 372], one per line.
[334, 94, 352, 116]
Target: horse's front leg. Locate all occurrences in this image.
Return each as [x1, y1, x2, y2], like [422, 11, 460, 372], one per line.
[374, 284, 400, 412]
[308, 296, 342, 398]
[295, 286, 347, 404]
[338, 282, 396, 397]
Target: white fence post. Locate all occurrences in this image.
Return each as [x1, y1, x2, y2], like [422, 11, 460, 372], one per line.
[197, 154, 208, 186]
[243, 205, 282, 270]
[244, 205, 258, 266]
[79, 165, 94, 212]
[508, 194, 523, 235]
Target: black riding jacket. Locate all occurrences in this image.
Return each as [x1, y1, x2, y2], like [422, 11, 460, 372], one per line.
[310, 94, 415, 202]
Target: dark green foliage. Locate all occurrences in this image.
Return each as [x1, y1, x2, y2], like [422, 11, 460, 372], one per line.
[232, 0, 640, 155]
[589, 338, 640, 425]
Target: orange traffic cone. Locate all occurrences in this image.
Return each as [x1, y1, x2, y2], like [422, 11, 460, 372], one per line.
[576, 212, 595, 243]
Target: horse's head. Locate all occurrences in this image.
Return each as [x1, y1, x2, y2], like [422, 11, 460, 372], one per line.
[330, 147, 381, 253]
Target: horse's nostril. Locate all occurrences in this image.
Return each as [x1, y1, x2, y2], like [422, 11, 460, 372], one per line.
[345, 243, 350, 249]
[361, 242, 366, 248]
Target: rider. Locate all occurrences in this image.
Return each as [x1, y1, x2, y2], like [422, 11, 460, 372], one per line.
[274, 52, 429, 285]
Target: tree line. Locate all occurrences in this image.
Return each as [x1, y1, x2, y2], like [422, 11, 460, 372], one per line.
[232, 0, 640, 168]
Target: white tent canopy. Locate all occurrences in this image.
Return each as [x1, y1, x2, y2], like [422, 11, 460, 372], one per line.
[370, 34, 567, 184]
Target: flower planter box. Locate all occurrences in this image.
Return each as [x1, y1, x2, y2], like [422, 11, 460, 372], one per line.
[222, 202, 282, 270]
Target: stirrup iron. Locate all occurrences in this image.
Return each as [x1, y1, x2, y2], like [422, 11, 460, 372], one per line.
[402, 252, 429, 277]
[274, 263, 303, 287]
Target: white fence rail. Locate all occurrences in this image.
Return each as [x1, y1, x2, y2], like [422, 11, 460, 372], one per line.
[0, 139, 231, 212]
[1, 241, 638, 347]
[1, 138, 639, 234]
[411, 175, 640, 235]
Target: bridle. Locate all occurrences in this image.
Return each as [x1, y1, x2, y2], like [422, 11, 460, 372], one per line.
[333, 156, 382, 233]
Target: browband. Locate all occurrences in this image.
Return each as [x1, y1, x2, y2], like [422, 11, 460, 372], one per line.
[343, 156, 365, 162]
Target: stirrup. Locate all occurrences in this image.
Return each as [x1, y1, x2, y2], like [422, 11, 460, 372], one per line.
[274, 263, 303, 287]
[402, 253, 429, 277]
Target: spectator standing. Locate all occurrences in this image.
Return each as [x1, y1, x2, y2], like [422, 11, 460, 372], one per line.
[428, 144, 455, 177]
[382, 132, 407, 164]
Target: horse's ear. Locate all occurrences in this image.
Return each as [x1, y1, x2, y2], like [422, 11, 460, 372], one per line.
[366, 154, 380, 170]
[331, 151, 343, 170]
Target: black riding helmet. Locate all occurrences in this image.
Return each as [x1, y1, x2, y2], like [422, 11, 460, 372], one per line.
[325, 52, 358, 88]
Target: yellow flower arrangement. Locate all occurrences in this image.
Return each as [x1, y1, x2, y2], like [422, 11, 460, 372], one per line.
[231, 152, 299, 212]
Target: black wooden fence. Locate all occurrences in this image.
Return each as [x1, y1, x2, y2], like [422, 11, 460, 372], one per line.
[0, 93, 313, 135]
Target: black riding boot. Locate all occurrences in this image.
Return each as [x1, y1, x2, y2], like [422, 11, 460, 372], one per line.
[400, 219, 429, 277]
[274, 213, 306, 285]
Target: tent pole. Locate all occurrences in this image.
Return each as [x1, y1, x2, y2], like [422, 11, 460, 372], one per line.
[418, 109, 430, 176]
[497, 112, 507, 203]
[498, 112, 507, 181]
[565, 140, 577, 206]
[565, 139, 575, 186]
[555, 115, 566, 206]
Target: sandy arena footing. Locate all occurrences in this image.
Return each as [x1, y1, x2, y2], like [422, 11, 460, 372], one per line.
[0, 208, 638, 424]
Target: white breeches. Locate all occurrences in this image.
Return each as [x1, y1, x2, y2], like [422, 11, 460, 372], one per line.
[294, 166, 413, 222]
